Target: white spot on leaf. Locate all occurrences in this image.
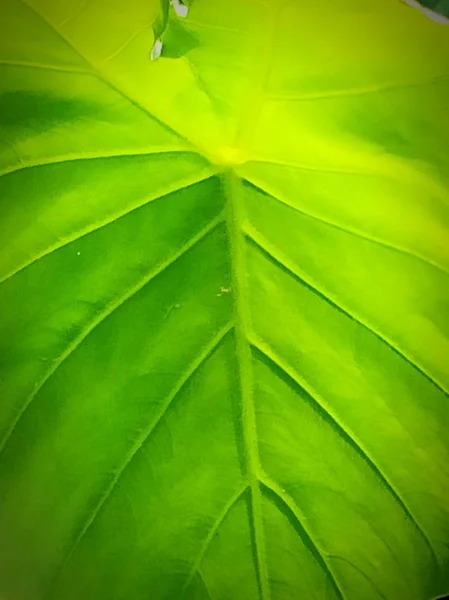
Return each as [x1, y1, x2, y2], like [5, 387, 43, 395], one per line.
[150, 39, 163, 60]
[171, 0, 189, 17]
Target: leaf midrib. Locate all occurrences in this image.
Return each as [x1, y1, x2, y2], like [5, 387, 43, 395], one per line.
[218, 6, 292, 598]
[222, 169, 270, 599]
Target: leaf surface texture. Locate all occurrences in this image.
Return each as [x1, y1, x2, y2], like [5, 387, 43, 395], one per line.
[0, 1, 449, 599]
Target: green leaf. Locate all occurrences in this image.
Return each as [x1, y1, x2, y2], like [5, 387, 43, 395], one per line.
[0, 1, 449, 599]
[153, 0, 170, 42]
[403, 0, 449, 21]
[161, 18, 200, 60]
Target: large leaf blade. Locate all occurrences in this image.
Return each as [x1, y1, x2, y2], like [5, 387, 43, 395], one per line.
[0, 1, 448, 599]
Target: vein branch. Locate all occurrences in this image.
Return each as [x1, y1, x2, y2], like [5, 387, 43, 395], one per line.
[48, 322, 233, 599]
[0, 167, 217, 285]
[251, 338, 440, 574]
[0, 215, 223, 460]
[243, 177, 449, 279]
[180, 483, 249, 598]
[0, 148, 190, 179]
[265, 73, 449, 102]
[260, 474, 346, 600]
[246, 228, 449, 397]
[0, 59, 92, 75]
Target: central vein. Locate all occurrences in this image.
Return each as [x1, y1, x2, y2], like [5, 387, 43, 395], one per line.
[213, 5, 286, 597]
[222, 169, 270, 600]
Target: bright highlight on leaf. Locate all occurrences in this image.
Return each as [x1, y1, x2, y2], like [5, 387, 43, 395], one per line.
[0, 0, 449, 599]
